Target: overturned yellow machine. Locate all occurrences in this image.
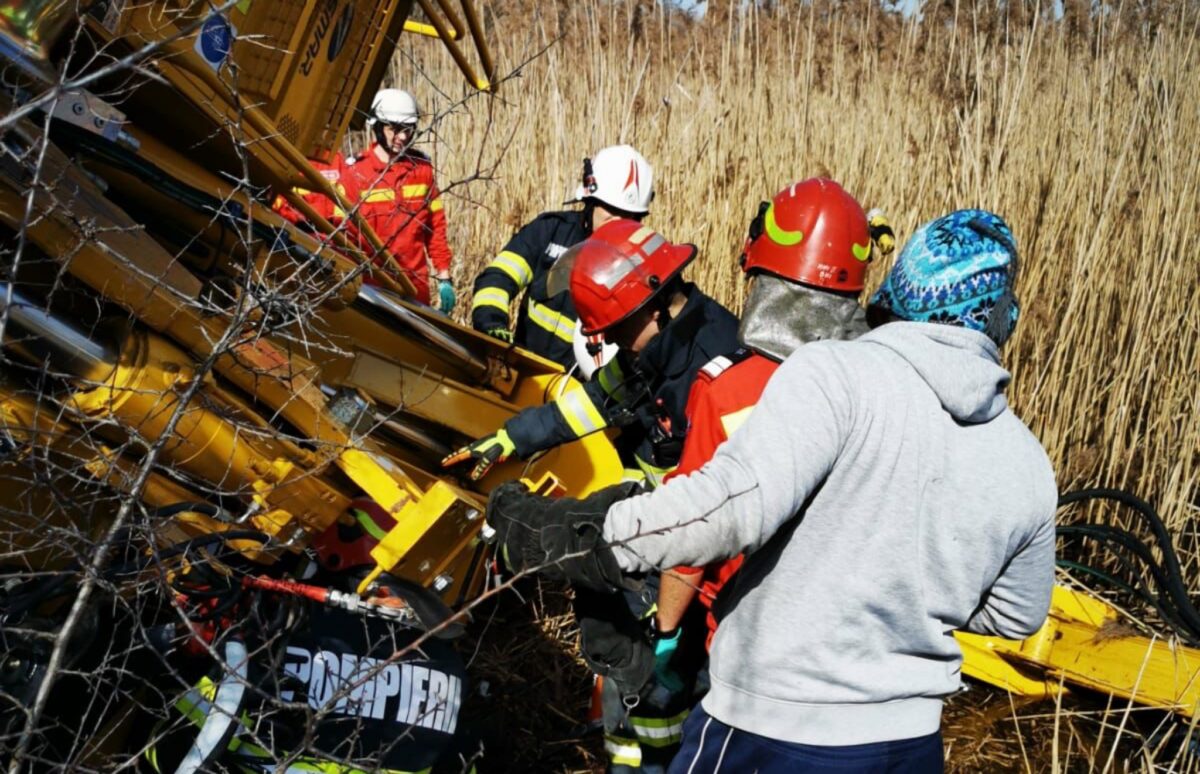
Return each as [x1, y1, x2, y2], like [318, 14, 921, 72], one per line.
[1, 1, 1199, 771]
[0, 1, 621, 769]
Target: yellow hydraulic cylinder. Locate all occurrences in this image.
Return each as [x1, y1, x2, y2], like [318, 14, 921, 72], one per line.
[64, 329, 350, 545]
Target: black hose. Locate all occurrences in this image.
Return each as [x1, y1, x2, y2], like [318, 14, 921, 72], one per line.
[1057, 527, 1196, 642]
[50, 120, 319, 265]
[1, 527, 268, 622]
[111, 530, 270, 576]
[1058, 487, 1200, 641]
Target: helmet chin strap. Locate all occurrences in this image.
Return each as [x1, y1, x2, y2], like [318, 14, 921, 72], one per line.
[372, 122, 391, 152]
[581, 200, 595, 235]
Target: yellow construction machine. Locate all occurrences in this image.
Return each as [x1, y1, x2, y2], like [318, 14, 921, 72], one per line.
[0, 2, 622, 769]
[0, 2, 1197, 771]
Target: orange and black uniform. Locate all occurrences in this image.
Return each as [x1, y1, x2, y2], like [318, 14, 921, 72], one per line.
[342, 146, 452, 304]
[668, 348, 779, 649]
[470, 210, 590, 370]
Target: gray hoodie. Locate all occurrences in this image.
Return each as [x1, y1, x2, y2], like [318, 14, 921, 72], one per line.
[603, 322, 1057, 746]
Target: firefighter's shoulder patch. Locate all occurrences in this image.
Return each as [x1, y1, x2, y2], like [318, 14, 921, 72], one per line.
[698, 348, 751, 382]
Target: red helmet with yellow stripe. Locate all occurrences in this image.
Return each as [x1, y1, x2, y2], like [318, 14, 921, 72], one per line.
[547, 219, 695, 335]
[740, 178, 871, 292]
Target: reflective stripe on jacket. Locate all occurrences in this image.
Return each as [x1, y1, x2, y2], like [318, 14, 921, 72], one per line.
[504, 285, 740, 478]
[342, 146, 452, 304]
[470, 209, 589, 369]
[272, 154, 355, 230]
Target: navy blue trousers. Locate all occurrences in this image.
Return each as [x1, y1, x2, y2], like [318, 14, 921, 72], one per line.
[667, 706, 944, 774]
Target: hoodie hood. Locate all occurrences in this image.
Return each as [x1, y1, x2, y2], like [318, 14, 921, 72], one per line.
[739, 276, 869, 362]
[860, 321, 1010, 423]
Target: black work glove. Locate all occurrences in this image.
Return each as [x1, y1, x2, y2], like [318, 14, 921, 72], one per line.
[485, 481, 642, 593]
[573, 587, 655, 700]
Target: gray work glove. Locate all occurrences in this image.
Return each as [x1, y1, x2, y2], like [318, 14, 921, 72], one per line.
[485, 481, 641, 593]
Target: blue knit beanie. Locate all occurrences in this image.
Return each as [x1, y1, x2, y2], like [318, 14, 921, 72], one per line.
[869, 209, 1019, 346]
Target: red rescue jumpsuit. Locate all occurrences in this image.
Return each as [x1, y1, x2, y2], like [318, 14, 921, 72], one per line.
[668, 350, 780, 650]
[272, 154, 355, 228]
[342, 146, 452, 304]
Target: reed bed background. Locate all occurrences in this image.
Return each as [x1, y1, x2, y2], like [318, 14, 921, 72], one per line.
[376, 1, 1200, 769]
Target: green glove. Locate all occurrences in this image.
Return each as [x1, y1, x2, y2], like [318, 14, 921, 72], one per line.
[436, 279, 456, 314]
[441, 428, 516, 481]
[652, 626, 685, 693]
[485, 327, 513, 343]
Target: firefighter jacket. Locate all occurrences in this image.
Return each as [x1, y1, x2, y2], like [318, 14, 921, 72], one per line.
[504, 285, 739, 485]
[668, 349, 778, 648]
[272, 154, 353, 228]
[343, 146, 453, 305]
[470, 209, 589, 369]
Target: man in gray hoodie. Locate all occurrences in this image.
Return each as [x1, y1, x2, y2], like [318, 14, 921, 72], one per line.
[486, 209, 1057, 772]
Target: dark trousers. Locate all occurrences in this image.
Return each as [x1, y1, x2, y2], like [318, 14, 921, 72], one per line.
[668, 706, 944, 774]
[596, 580, 708, 774]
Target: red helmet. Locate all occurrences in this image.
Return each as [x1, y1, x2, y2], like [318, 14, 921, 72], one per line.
[740, 178, 871, 292]
[547, 219, 695, 335]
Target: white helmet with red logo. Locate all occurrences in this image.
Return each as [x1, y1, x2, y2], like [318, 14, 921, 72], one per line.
[573, 144, 654, 214]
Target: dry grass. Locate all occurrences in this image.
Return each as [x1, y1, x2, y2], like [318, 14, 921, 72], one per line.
[404, 0, 1199, 556]
[381, 1, 1200, 769]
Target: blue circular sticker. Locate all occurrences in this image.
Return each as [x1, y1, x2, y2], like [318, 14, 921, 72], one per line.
[198, 14, 233, 67]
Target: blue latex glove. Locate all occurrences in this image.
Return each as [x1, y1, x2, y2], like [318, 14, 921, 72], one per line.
[436, 278, 456, 314]
[653, 627, 685, 693]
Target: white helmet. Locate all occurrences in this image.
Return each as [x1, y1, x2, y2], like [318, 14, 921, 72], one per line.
[367, 89, 419, 126]
[573, 144, 653, 214]
[572, 318, 618, 381]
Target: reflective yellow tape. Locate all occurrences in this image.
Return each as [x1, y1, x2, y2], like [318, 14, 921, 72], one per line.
[596, 358, 626, 400]
[526, 299, 575, 343]
[556, 389, 607, 437]
[173, 678, 270, 758]
[351, 508, 389, 541]
[765, 202, 805, 246]
[635, 456, 675, 489]
[275, 762, 431, 774]
[603, 735, 642, 767]
[720, 405, 755, 437]
[361, 188, 396, 203]
[630, 709, 689, 747]
[429, 198, 444, 213]
[490, 250, 532, 286]
[472, 287, 511, 312]
[401, 184, 429, 198]
[294, 187, 312, 196]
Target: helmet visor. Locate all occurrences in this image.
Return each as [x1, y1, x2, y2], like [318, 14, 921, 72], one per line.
[547, 237, 664, 301]
[545, 246, 581, 298]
